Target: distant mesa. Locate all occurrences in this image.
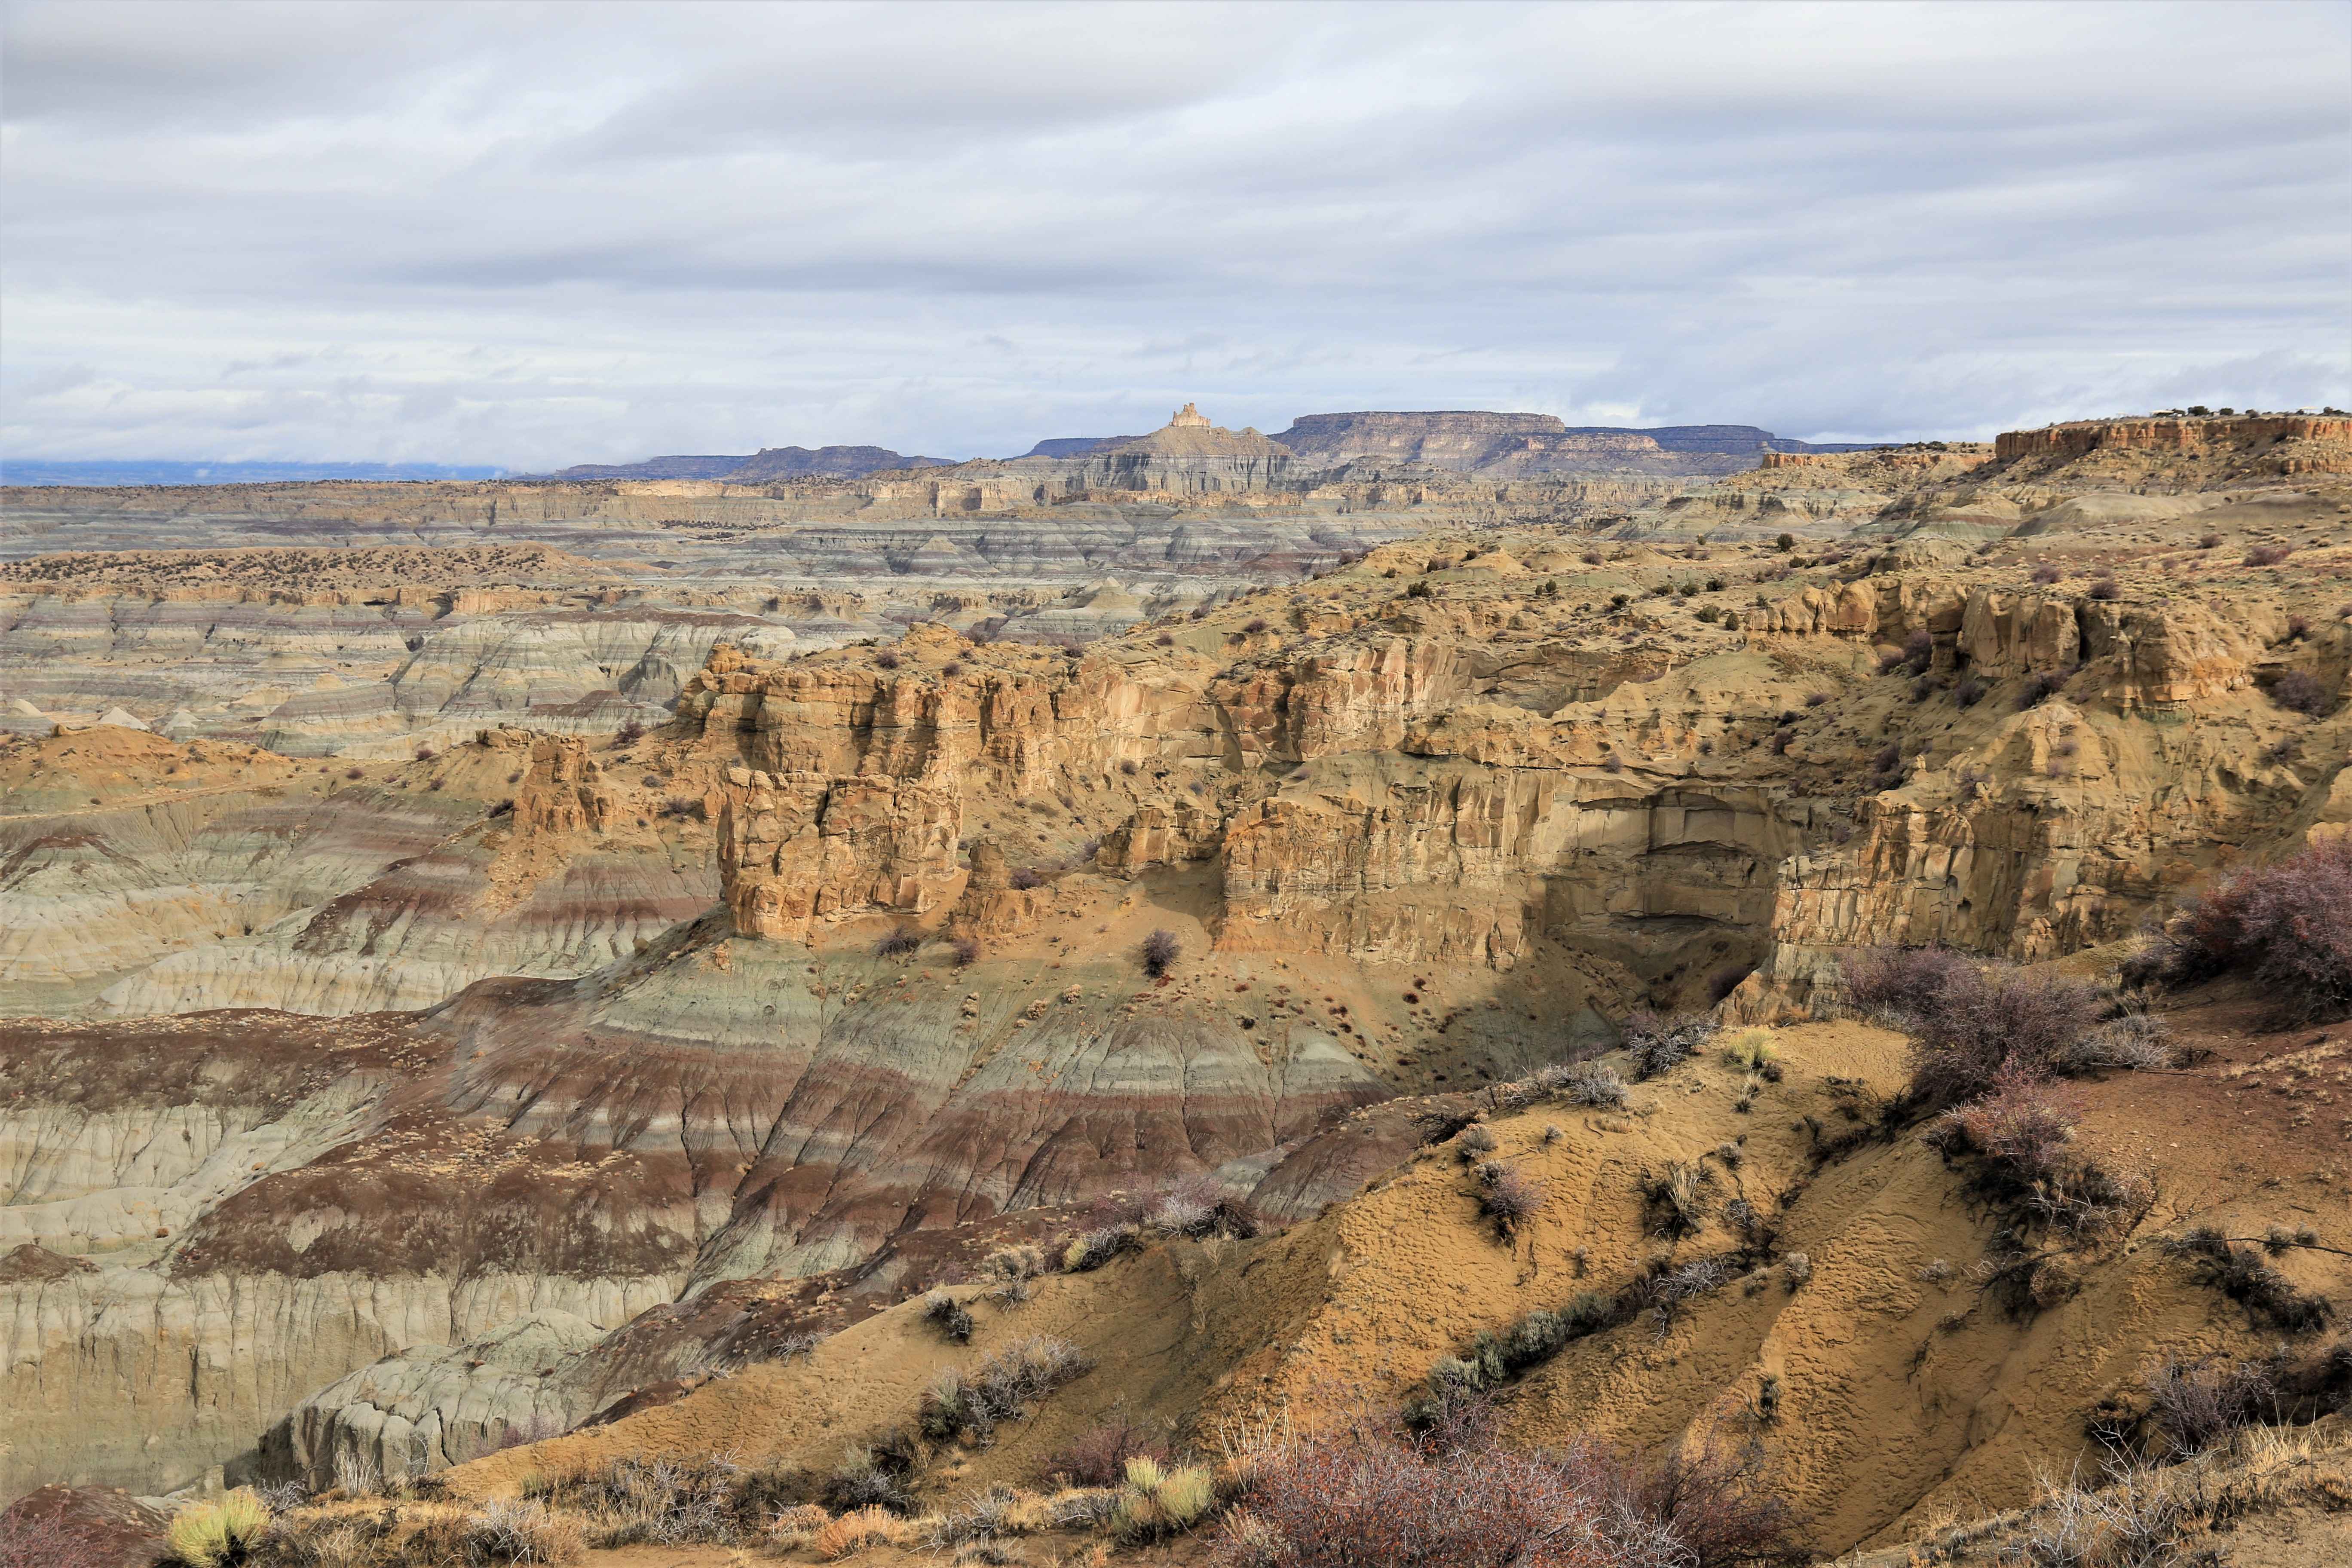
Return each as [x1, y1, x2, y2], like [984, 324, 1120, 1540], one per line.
[534, 444, 952, 483]
[1269, 411, 1883, 475]
[534, 406, 1887, 483]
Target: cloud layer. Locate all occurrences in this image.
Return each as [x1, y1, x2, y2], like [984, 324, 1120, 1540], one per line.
[4, 0, 2347, 467]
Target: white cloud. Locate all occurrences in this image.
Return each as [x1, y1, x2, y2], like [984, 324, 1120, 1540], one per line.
[2, 0, 2346, 467]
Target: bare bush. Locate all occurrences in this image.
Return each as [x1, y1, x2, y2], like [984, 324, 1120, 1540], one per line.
[1140, 929, 1181, 977]
[2058, 1014, 2175, 1073]
[1557, 1061, 1627, 1108]
[921, 1336, 1093, 1443]
[2270, 669, 2331, 717]
[2165, 1227, 2335, 1335]
[873, 926, 923, 959]
[1623, 1011, 1716, 1081]
[1045, 1417, 1169, 1488]
[1844, 946, 2104, 1107]
[923, 1290, 975, 1344]
[1478, 1166, 1546, 1239]
[467, 1499, 586, 1565]
[2144, 1356, 2279, 1456]
[1216, 1416, 1791, 1568]
[2138, 837, 2352, 1021]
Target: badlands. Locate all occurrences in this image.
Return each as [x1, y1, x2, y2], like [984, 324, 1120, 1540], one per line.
[4, 407, 2352, 1567]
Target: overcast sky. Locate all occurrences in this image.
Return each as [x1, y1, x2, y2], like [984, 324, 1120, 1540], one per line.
[3, 0, 2347, 468]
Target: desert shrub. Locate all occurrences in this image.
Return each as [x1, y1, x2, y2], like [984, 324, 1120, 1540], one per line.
[1720, 1029, 1776, 1071]
[1061, 1224, 1141, 1273]
[1844, 946, 2104, 1106]
[1895, 630, 1934, 675]
[167, 1494, 272, 1568]
[1642, 1162, 1715, 1239]
[815, 1506, 908, 1558]
[1929, 1069, 2151, 1237]
[921, 1485, 1026, 1551]
[921, 1336, 1093, 1444]
[2087, 576, 2119, 600]
[923, 1289, 976, 1344]
[466, 1500, 584, 1565]
[2030, 563, 2061, 585]
[1954, 676, 1988, 707]
[1455, 1124, 1498, 1158]
[1242, 618, 1268, 634]
[1140, 929, 1181, 977]
[873, 926, 923, 959]
[1842, 944, 1977, 1023]
[824, 1441, 916, 1515]
[1046, 1417, 1169, 1488]
[2144, 1356, 2279, 1456]
[1112, 1457, 1218, 1544]
[1405, 579, 1433, 599]
[1478, 1166, 1545, 1239]
[2016, 668, 2070, 708]
[1558, 1060, 1627, 1108]
[2138, 837, 2352, 1020]
[1218, 1414, 1789, 1568]
[949, 936, 981, 967]
[1631, 1255, 1736, 1337]
[873, 650, 900, 670]
[1623, 1011, 1717, 1080]
[1768, 729, 1793, 755]
[980, 1243, 1046, 1284]
[536, 1455, 761, 1546]
[2270, 668, 2331, 716]
[2056, 1013, 2174, 1072]
[1006, 867, 1044, 890]
[2197, 532, 2222, 549]
[0, 1501, 101, 1568]
[2245, 543, 2294, 567]
[2165, 1227, 2335, 1334]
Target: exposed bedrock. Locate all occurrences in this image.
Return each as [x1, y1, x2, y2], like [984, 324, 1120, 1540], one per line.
[1, 726, 714, 1017]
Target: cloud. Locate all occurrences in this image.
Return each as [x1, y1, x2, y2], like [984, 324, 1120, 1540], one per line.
[2, 0, 2346, 468]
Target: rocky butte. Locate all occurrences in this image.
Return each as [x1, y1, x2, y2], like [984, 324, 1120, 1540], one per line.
[3, 409, 2351, 1568]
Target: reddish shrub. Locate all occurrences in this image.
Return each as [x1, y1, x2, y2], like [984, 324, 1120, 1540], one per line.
[1841, 945, 1977, 1022]
[2148, 837, 2352, 1020]
[1942, 1065, 2082, 1180]
[1218, 1419, 1792, 1568]
[2270, 669, 2331, 716]
[2245, 544, 2294, 567]
[1044, 1416, 1168, 1487]
[1843, 946, 2104, 1106]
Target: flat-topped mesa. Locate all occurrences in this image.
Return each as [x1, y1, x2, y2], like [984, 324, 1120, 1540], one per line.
[1995, 414, 2352, 464]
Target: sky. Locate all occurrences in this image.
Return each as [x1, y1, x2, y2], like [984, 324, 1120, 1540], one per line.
[3, 0, 2348, 469]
